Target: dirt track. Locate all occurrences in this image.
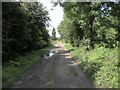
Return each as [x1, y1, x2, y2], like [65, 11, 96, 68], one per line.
[12, 41, 95, 88]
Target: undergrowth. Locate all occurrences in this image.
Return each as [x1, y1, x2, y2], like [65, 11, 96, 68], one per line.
[2, 44, 54, 88]
[63, 41, 118, 88]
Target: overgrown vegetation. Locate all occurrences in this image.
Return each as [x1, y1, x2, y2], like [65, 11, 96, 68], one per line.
[51, 27, 57, 40]
[57, 1, 119, 88]
[63, 41, 118, 88]
[2, 44, 54, 88]
[2, 2, 53, 88]
[2, 1, 119, 88]
[58, 2, 119, 49]
[2, 2, 50, 63]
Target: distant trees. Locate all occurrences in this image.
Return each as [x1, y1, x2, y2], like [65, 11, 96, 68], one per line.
[2, 2, 50, 63]
[58, 2, 119, 49]
[52, 27, 56, 40]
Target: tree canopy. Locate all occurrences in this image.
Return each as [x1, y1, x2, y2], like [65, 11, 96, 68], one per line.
[2, 2, 50, 63]
[58, 2, 119, 49]
[52, 27, 56, 40]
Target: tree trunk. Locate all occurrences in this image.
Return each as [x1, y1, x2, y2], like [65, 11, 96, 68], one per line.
[89, 15, 94, 49]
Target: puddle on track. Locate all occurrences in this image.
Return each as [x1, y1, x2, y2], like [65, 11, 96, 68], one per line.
[43, 50, 58, 60]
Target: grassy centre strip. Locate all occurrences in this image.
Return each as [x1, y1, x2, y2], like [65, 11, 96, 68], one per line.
[48, 54, 59, 88]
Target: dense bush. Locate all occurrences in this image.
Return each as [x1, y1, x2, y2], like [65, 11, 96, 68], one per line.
[58, 2, 119, 87]
[64, 42, 118, 88]
[2, 2, 50, 63]
[58, 2, 119, 49]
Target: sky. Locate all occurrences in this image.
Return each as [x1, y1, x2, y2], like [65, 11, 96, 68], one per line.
[38, 0, 64, 37]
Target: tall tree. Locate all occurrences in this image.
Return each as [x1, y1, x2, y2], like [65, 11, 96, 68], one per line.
[2, 2, 50, 63]
[52, 27, 56, 40]
[58, 1, 118, 49]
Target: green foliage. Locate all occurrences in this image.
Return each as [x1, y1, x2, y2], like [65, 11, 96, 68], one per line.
[58, 2, 118, 49]
[52, 27, 56, 40]
[2, 44, 54, 88]
[58, 14, 82, 47]
[57, 1, 119, 88]
[64, 42, 118, 88]
[58, 15, 72, 43]
[2, 2, 50, 63]
[58, 3, 119, 87]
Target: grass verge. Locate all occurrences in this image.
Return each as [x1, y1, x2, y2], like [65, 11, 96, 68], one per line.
[62, 41, 118, 88]
[2, 44, 54, 88]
